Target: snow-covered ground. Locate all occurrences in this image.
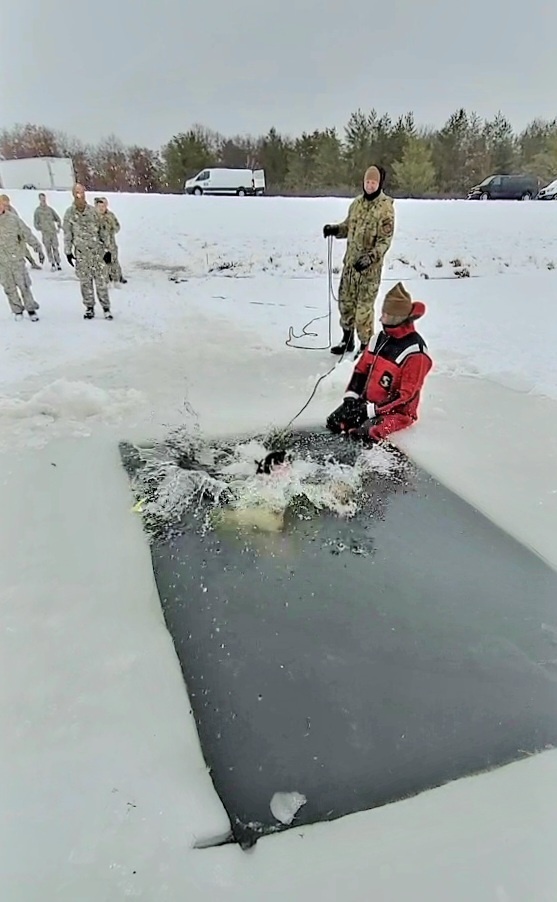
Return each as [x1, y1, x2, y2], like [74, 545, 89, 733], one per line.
[1, 190, 557, 900]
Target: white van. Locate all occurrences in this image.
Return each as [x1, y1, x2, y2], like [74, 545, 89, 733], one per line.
[537, 178, 557, 200]
[0, 156, 75, 190]
[184, 167, 265, 196]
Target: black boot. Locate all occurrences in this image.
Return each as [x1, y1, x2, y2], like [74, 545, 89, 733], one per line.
[331, 328, 355, 355]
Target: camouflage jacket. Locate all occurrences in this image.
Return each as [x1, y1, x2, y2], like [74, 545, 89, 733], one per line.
[34, 204, 61, 234]
[97, 210, 120, 249]
[335, 192, 395, 269]
[63, 203, 106, 257]
[0, 210, 42, 267]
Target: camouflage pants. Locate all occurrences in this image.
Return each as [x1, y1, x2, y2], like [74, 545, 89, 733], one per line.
[75, 252, 110, 310]
[0, 261, 39, 314]
[338, 265, 381, 344]
[41, 230, 60, 266]
[106, 247, 123, 282]
[24, 250, 40, 269]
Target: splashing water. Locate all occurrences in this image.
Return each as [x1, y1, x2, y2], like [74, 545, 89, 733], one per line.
[127, 426, 401, 539]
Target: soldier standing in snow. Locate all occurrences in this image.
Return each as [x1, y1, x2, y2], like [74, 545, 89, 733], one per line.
[94, 196, 127, 285]
[0, 195, 44, 320]
[323, 165, 395, 355]
[34, 192, 62, 270]
[63, 183, 113, 320]
[1, 195, 42, 270]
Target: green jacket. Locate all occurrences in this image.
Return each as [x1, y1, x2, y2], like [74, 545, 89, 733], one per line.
[63, 203, 106, 258]
[97, 210, 120, 250]
[336, 192, 395, 269]
[0, 210, 42, 268]
[34, 204, 61, 235]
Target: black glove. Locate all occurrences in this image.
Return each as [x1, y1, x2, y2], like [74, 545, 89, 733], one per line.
[348, 417, 381, 444]
[323, 224, 339, 238]
[326, 397, 367, 434]
[103, 251, 112, 264]
[66, 253, 75, 267]
[38, 251, 45, 265]
[354, 253, 373, 273]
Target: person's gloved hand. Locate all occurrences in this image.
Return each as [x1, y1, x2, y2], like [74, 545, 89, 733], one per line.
[103, 250, 112, 264]
[323, 224, 339, 238]
[38, 251, 45, 265]
[326, 397, 367, 434]
[354, 253, 373, 273]
[66, 253, 75, 267]
[348, 417, 381, 444]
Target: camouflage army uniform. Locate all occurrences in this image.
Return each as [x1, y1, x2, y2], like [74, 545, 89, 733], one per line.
[0, 210, 43, 315]
[34, 203, 62, 267]
[335, 192, 395, 344]
[97, 209, 123, 282]
[63, 202, 111, 313]
[8, 204, 42, 269]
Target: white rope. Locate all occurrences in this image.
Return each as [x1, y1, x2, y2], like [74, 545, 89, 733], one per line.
[285, 236, 336, 350]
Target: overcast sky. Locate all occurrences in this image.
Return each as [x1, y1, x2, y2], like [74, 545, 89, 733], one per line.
[1, 0, 555, 148]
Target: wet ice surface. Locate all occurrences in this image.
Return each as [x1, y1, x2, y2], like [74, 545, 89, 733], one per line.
[120, 429, 557, 849]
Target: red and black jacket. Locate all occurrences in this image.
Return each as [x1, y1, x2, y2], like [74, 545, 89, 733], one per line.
[344, 301, 432, 424]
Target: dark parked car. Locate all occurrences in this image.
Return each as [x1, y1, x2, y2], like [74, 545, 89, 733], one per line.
[468, 174, 541, 200]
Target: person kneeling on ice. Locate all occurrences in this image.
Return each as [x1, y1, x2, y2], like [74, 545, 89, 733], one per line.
[326, 282, 432, 444]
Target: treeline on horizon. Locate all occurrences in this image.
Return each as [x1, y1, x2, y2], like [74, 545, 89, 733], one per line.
[1, 109, 557, 198]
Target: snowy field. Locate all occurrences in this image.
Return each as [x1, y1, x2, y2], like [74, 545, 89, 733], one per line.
[1, 190, 557, 900]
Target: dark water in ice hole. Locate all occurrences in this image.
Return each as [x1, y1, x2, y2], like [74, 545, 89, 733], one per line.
[120, 430, 557, 848]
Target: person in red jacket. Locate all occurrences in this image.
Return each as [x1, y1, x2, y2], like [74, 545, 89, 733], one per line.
[326, 281, 432, 444]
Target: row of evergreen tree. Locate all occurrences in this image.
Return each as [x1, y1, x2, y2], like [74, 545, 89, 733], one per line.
[2, 110, 557, 197]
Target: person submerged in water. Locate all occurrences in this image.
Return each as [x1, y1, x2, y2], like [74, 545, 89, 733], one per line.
[256, 449, 288, 474]
[326, 282, 433, 444]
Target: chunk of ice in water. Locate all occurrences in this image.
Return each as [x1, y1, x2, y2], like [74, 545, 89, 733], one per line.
[270, 790, 307, 825]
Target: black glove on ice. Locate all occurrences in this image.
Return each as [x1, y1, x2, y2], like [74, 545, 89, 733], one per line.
[103, 251, 112, 264]
[348, 417, 382, 444]
[354, 253, 373, 273]
[326, 397, 367, 434]
[323, 224, 339, 238]
[66, 253, 75, 267]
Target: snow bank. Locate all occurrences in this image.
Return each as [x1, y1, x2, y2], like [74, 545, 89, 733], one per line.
[0, 378, 142, 421]
[3, 189, 557, 407]
[8, 189, 557, 283]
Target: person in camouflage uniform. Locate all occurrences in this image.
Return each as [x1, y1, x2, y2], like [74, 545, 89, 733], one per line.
[323, 165, 395, 355]
[94, 197, 126, 285]
[0, 195, 44, 320]
[34, 192, 62, 270]
[1, 194, 42, 270]
[63, 184, 113, 320]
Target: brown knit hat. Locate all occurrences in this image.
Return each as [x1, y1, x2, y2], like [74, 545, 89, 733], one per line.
[364, 165, 380, 183]
[382, 282, 413, 319]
